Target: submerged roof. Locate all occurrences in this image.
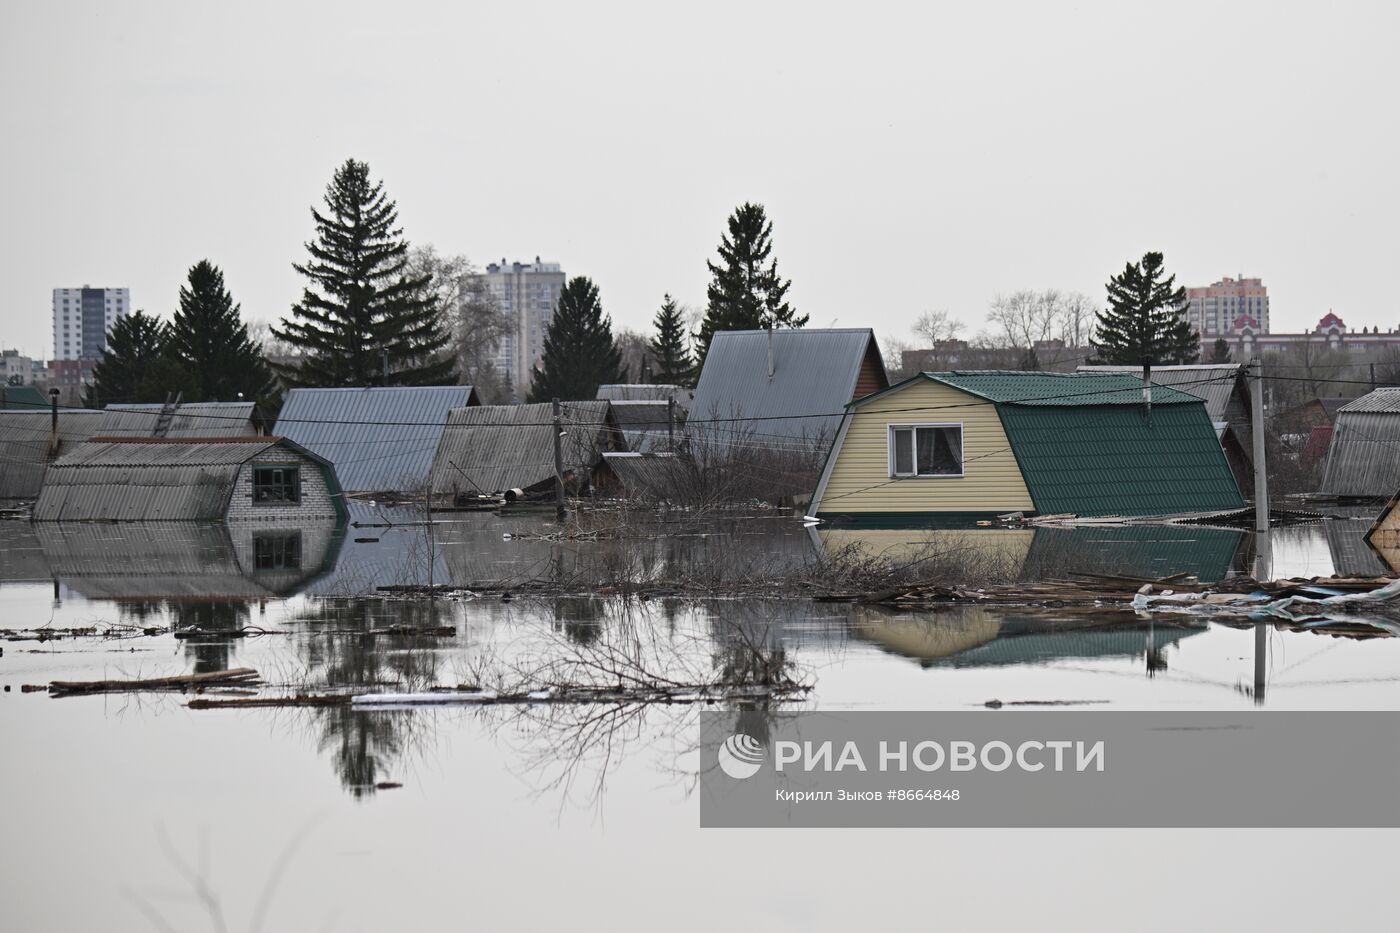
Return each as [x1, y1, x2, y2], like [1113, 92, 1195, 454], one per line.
[33, 437, 339, 522]
[1319, 394, 1400, 496]
[596, 384, 691, 406]
[691, 328, 887, 447]
[273, 386, 479, 492]
[430, 401, 615, 495]
[0, 408, 161, 500]
[1076, 364, 1247, 422]
[1337, 387, 1400, 414]
[610, 400, 675, 453]
[109, 401, 262, 437]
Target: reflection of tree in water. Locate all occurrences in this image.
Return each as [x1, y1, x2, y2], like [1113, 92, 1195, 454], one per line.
[553, 597, 606, 646]
[294, 599, 451, 799]
[171, 602, 252, 674]
[115, 599, 253, 674]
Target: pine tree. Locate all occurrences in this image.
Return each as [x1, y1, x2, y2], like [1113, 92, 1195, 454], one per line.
[696, 203, 806, 364]
[85, 311, 182, 406]
[649, 294, 694, 386]
[1089, 252, 1199, 365]
[272, 159, 456, 387]
[527, 276, 623, 402]
[167, 260, 276, 403]
[1209, 337, 1233, 364]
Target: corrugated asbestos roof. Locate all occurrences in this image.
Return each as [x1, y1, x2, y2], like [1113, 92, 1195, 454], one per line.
[1076, 364, 1247, 422]
[0, 409, 159, 500]
[996, 402, 1246, 516]
[1319, 409, 1400, 497]
[273, 386, 479, 492]
[110, 401, 261, 437]
[1337, 387, 1400, 414]
[610, 401, 675, 453]
[928, 371, 1203, 407]
[32, 438, 282, 522]
[691, 329, 883, 448]
[601, 452, 684, 498]
[430, 401, 615, 496]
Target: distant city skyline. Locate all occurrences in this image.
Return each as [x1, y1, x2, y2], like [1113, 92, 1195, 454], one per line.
[2, 2, 1398, 363]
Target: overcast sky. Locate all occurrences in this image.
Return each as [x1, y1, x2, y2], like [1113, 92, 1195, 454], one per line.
[2, 0, 1397, 360]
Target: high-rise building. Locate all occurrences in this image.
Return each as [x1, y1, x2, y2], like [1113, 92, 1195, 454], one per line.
[482, 258, 565, 397]
[1184, 276, 1269, 338]
[52, 286, 129, 362]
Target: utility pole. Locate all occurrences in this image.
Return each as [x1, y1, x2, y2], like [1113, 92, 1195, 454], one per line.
[667, 397, 676, 451]
[552, 397, 566, 522]
[1371, 362, 1377, 391]
[381, 348, 390, 387]
[1249, 357, 1271, 580]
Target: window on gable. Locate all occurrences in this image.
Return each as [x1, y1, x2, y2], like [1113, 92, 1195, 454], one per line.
[889, 424, 964, 477]
[252, 465, 301, 504]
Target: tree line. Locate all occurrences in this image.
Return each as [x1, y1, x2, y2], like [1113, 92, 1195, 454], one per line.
[89, 155, 1218, 409]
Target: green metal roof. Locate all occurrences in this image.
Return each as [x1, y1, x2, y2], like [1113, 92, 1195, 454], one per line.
[927, 371, 1203, 406]
[0, 384, 48, 411]
[997, 402, 1245, 516]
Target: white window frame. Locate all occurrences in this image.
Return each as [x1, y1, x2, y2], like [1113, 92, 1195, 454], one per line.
[887, 422, 965, 478]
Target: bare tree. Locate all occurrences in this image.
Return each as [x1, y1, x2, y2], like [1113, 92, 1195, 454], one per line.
[988, 290, 1061, 348]
[613, 328, 656, 383]
[404, 246, 514, 401]
[911, 310, 963, 345]
[1056, 292, 1098, 348]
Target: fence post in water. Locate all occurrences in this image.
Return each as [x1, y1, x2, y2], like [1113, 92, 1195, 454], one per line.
[1249, 357, 1271, 580]
[552, 397, 566, 522]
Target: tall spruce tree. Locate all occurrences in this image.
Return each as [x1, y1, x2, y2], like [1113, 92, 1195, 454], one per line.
[1090, 251, 1199, 365]
[85, 311, 182, 406]
[527, 276, 623, 402]
[696, 203, 806, 364]
[272, 159, 456, 387]
[649, 294, 694, 386]
[167, 260, 276, 403]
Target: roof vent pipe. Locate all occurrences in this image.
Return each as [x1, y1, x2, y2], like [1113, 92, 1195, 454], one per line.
[767, 326, 775, 379]
[1141, 358, 1152, 419]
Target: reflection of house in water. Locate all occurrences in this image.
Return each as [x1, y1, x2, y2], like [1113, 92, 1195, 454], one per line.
[814, 524, 1246, 583]
[850, 606, 1203, 672]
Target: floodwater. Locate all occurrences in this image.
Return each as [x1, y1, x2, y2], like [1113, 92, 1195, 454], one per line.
[2, 506, 1397, 932]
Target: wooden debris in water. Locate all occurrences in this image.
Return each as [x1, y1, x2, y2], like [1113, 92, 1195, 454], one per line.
[48, 667, 261, 697]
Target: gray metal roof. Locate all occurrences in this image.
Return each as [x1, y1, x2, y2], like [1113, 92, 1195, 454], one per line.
[1319, 408, 1400, 497]
[430, 401, 615, 496]
[1076, 364, 1248, 422]
[273, 386, 479, 492]
[0, 409, 160, 500]
[110, 401, 262, 437]
[610, 400, 675, 453]
[690, 328, 884, 449]
[601, 452, 684, 498]
[596, 384, 692, 409]
[1337, 387, 1400, 414]
[33, 437, 289, 521]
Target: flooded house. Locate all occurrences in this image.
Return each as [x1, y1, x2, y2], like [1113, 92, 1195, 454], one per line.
[1366, 494, 1400, 574]
[1318, 388, 1400, 499]
[32, 436, 347, 524]
[689, 328, 888, 451]
[1078, 363, 1253, 493]
[273, 385, 480, 494]
[0, 401, 265, 503]
[428, 400, 620, 502]
[809, 371, 1244, 524]
[596, 383, 692, 407]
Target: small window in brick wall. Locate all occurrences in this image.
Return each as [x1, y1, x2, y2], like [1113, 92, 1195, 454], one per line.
[252, 465, 301, 504]
[253, 531, 302, 571]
